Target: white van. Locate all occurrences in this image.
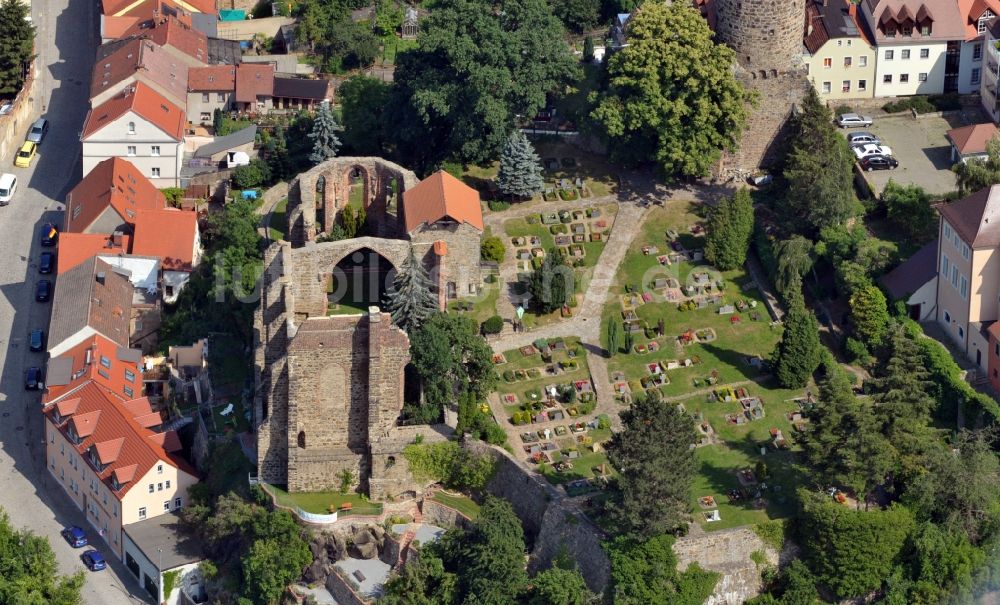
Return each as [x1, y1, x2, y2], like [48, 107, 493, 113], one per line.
[0, 173, 17, 205]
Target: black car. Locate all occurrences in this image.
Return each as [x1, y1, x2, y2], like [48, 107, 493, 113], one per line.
[38, 251, 54, 274]
[24, 366, 42, 390]
[29, 329, 44, 352]
[35, 279, 52, 302]
[40, 223, 58, 247]
[859, 155, 898, 171]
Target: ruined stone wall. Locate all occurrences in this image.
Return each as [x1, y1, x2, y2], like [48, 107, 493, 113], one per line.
[726, 72, 809, 171]
[673, 526, 778, 605]
[464, 441, 611, 594]
[714, 0, 805, 73]
[421, 498, 474, 530]
[287, 157, 419, 245]
[369, 426, 450, 501]
[256, 243, 292, 484]
[287, 237, 413, 318]
[408, 222, 484, 298]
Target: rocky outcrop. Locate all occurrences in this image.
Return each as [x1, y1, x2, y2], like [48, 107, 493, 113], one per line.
[673, 527, 778, 605]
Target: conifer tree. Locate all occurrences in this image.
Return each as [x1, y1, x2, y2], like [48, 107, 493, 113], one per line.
[607, 319, 622, 357]
[704, 188, 755, 270]
[497, 130, 545, 200]
[771, 294, 822, 388]
[308, 101, 342, 164]
[386, 247, 439, 333]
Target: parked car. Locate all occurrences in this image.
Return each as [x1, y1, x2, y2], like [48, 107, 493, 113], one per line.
[61, 526, 88, 548]
[14, 141, 36, 168]
[81, 550, 106, 571]
[29, 328, 44, 352]
[38, 251, 54, 274]
[859, 155, 899, 171]
[837, 113, 874, 128]
[24, 366, 43, 390]
[40, 223, 58, 247]
[26, 118, 49, 144]
[0, 173, 15, 205]
[847, 131, 881, 146]
[35, 279, 52, 302]
[853, 143, 894, 160]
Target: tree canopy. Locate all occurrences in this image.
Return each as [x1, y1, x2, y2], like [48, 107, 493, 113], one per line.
[497, 130, 545, 199]
[308, 101, 342, 164]
[386, 247, 439, 334]
[953, 136, 1000, 195]
[591, 2, 749, 177]
[0, 0, 34, 96]
[605, 534, 719, 605]
[605, 391, 697, 537]
[771, 295, 821, 388]
[339, 76, 391, 156]
[387, 0, 578, 170]
[704, 188, 755, 270]
[0, 509, 84, 605]
[529, 247, 573, 314]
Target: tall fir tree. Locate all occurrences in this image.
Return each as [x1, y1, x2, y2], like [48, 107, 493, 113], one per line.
[528, 247, 572, 313]
[308, 101, 342, 164]
[497, 130, 545, 199]
[386, 247, 439, 333]
[704, 188, 754, 270]
[607, 318, 622, 357]
[771, 293, 822, 388]
[0, 0, 34, 96]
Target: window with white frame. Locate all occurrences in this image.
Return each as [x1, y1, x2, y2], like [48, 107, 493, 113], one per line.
[885, 49, 894, 60]
[127, 122, 135, 134]
[842, 80, 851, 92]
[151, 145, 160, 156]
[844, 56, 852, 67]
[980, 10, 995, 33]
[138, 507, 146, 520]
[884, 74, 893, 83]
[822, 81, 831, 94]
[151, 167, 160, 178]
[902, 49, 911, 59]
[126, 145, 136, 156]
[919, 72, 928, 81]
[164, 500, 171, 512]
[859, 56, 868, 67]
[824, 57, 832, 68]
[973, 68, 982, 85]
[859, 79, 867, 91]
[920, 48, 930, 58]
[945, 223, 953, 239]
[174, 497, 182, 509]
[975, 43, 983, 60]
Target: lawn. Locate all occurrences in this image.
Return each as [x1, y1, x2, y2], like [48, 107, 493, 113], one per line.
[380, 35, 418, 64]
[267, 485, 384, 516]
[600, 199, 810, 530]
[268, 198, 288, 241]
[431, 491, 481, 519]
[447, 280, 500, 326]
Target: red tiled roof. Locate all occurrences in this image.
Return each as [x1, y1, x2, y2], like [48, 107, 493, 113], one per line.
[402, 171, 484, 232]
[947, 123, 1000, 155]
[45, 381, 198, 499]
[65, 157, 167, 234]
[44, 334, 138, 403]
[959, 0, 1000, 40]
[91, 38, 189, 106]
[234, 63, 274, 104]
[188, 65, 235, 91]
[122, 15, 207, 63]
[82, 82, 185, 141]
[56, 233, 132, 274]
[56, 398, 82, 416]
[131, 208, 198, 270]
[103, 0, 216, 17]
[134, 412, 163, 428]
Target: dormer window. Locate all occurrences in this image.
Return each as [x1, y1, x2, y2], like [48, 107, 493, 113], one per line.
[88, 447, 106, 472]
[902, 25, 912, 36]
[980, 10, 994, 34]
[52, 410, 62, 424]
[922, 23, 931, 35]
[886, 24, 896, 37]
[67, 424, 81, 445]
[111, 476, 121, 491]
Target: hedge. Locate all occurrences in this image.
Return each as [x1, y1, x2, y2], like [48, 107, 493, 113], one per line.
[902, 319, 1000, 427]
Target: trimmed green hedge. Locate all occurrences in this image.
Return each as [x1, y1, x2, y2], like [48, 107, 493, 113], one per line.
[902, 319, 1000, 427]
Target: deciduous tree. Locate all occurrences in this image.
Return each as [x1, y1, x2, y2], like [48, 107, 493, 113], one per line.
[386, 247, 439, 333]
[481, 236, 506, 262]
[704, 188, 754, 270]
[605, 391, 697, 537]
[953, 136, 1000, 195]
[410, 313, 498, 409]
[551, 0, 600, 33]
[528, 566, 593, 605]
[881, 180, 936, 241]
[0, 509, 84, 605]
[0, 0, 34, 96]
[773, 236, 813, 298]
[387, 0, 577, 169]
[591, 2, 749, 177]
[606, 534, 719, 605]
[308, 101, 342, 164]
[339, 76, 391, 156]
[497, 130, 545, 199]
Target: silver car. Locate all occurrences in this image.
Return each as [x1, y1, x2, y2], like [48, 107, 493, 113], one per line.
[837, 113, 874, 128]
[26, 118, 48, 144]
[847, 131, 881, 146]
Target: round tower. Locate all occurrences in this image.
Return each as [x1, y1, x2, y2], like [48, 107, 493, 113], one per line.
[713, 0, 806, 73]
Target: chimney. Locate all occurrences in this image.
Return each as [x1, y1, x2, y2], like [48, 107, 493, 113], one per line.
[85, 349, 92, 365]
[96, 272, 106, 285]
[112, 231, 123, 247]
[849, 1, 856, 18]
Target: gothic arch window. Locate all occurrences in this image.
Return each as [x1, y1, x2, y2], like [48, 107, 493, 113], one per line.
[297, 431, 306, 449]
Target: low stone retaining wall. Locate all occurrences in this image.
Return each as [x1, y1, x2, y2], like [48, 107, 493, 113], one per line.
[0, 70, 37, 161]
[325, 570, 370, 605]
[421, 498, 473, 530]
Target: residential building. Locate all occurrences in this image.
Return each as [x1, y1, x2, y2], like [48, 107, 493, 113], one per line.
[271, 74, 332, 111]
[48, 257, 134, 357]
[858, 0, 967, 96]
[123, 512, 206, 604]
[187, 64, 331, 124]
[879, 239, 938, 320]
[981, 19, 1000, 120]
[946, 122, 1000, 162]
[81, 83, 186, 187]
[803, 0, 877, 100]
[101, 0, 216, 42]
[186, 65, 236, 122]
[131, 208, 201, 303]
[956, 0, 1000, 93]
[191, 124, 256, 163]
[119, 13, 209, 67]
[43, 356, 198, 560]
[91, 38, 190, 109]
[934, 184, 1000, 372]
[65, 157, 167, 234]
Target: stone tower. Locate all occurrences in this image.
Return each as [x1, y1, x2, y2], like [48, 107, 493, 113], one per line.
[709, 0, 809, 172]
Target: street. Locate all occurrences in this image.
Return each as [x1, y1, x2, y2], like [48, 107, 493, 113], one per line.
[0, 0, 148, 602]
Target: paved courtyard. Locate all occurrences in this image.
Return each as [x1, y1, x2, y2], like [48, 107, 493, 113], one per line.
[852, 112, 981, 195]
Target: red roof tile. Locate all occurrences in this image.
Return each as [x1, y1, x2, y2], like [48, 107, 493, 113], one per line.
[235, 63, 274, 103]
[56, 233, 132, 274]
[44, 334, 139, 403]
[188, 65, 236, 91]
[91, 38, 189, 106]
[45, 381, 197, 498]
[82, 82, 185, 141]
[103, 0, 216, 17]
[947, 123, 1000, 155]
[402, 170, 484, 232]
[56, 398, 82, 416]
[131, 208, 199, 270]
[65, 157, 167, 234]
[122, 15, 207, 63]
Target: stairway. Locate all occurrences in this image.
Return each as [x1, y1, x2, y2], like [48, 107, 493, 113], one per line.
[396, 529, 417, 566]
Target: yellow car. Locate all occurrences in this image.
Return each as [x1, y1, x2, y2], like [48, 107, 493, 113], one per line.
[14, 141, 36, 168]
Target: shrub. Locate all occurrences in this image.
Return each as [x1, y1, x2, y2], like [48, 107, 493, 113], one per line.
[403, 441, 496, 490]
[881, 94, 960, 114]
[844, 337, 873, 366]
[485, 424, 507, 445]
[833, 104, 853, 116]
[480, 236, 506, 262]
[550, 224, 568, 234]
[481, 315, 504, 334]
[488, 199, 511, 211]
[231, 159, 271, 189]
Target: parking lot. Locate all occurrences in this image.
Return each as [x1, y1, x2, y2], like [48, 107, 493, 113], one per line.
[845, 112, 981, 196]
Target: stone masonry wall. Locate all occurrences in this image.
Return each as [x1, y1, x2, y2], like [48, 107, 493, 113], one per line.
[409, 222, 484, 298]
[673, 526, 778, 605]
[256, 243, 291, 484]
[726, 72, 809, 171]
[421, 499, 474, 531]
[714, 0, 805, 72]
